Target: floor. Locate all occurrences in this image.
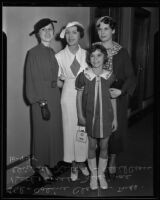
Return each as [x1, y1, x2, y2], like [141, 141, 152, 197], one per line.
[6, 110, 154, 198]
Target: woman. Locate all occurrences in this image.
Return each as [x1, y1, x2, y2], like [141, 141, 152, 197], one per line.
[25, 18, 63, 181]
[95, 16, 136, 179]
[55, 21, 89, 181]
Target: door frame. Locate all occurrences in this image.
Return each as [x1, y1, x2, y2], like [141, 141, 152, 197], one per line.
[129, 7, 151, 113]
[89, 7, 122, 45]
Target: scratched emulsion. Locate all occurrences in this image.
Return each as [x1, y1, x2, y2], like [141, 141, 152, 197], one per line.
[7, 164, 153, 197]
[7, 113, 153, 197]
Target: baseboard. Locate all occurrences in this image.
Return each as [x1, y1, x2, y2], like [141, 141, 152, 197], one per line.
[7, 155, 31, 170]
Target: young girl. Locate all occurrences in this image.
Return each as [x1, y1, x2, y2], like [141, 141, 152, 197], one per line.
[76, 44, 118, 190]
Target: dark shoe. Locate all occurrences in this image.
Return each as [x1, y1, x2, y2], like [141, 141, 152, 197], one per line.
[108, 172, 116, 181]
[38, 166, 55, 182]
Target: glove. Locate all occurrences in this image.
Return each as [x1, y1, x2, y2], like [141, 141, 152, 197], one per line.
[39, 101, 51, 121]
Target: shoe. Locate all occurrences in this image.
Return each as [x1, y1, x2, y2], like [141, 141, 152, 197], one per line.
[108, 173, 116, 181]
[108, 166, 116, 181]
[79, 166, 89, 176]
[90, 175, 98, 190]
[98, 158, 108, 189]
[88, 158, 98, 190]
[71, 167, 78, 181]
[108, 154, 117, 181]
[98, 175, 108, 189]
[38, 166, 54, 182]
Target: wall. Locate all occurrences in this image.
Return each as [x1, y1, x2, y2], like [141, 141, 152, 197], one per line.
[3, 6, 90, 165]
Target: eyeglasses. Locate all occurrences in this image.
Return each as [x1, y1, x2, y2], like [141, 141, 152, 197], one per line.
[40, 28, 54, 32]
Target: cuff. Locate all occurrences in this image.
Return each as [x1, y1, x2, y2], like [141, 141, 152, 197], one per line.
[121, 89, 127, 96]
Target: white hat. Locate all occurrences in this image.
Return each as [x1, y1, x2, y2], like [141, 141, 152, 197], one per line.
[60, 21, 84, 39]
[96, 16, 112, 27]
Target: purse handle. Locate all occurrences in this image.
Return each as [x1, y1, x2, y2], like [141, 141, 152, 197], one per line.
[78, 126, 86, 132]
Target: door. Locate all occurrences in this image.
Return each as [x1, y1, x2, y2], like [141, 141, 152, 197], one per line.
[129, 8, 151, 112]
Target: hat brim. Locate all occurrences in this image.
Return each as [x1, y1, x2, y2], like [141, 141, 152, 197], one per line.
[29, 30, 36, 36]
[60, 29, 66, 39]
[60, 21, 84, 39]
[29, 20, 57, 36]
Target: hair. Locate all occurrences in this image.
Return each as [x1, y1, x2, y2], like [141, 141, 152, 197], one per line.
[86, 44, 108, 68]
[35, 23, 54, 43]
[64, 25, 84, 39]
[96, 16, 117, 30]
[75, 25, 84, 38]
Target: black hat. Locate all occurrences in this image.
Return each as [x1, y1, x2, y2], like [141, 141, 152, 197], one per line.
[29, 18, 57, 36]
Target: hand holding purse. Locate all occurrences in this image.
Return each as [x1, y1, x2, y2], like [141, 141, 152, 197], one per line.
[76, 126, 87, 143]
[39, 100, 51, 121]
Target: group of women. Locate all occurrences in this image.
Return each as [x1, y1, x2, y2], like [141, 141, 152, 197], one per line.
[25, 16, 136, 190]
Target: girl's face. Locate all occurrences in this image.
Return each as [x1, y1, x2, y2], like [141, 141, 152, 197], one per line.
[97, 22, 115, 42]
[90, 49, 104, 69]
[39, 24, 54, 43]
[65, 26, 80, 46]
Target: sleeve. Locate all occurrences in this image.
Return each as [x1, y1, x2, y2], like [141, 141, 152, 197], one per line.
[25, 51, 46, 104]
[108, 72, 115, 87]
[121, 49, 137, 96]
[75, 72, 85, 91]
[55, 54, 65, 80]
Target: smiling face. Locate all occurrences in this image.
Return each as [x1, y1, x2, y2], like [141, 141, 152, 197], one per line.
[90, 49, 105, 69]
[65, 26, 80, 46]
[39, 23, 54, 43]
[97, 22, 115, 42]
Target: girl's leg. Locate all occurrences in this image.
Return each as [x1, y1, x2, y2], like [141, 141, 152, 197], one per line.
[98, 136, 110, 189]
[88, 136, 98, 190]
[99, 136, 109, 158]
[88, 135, 97, 158]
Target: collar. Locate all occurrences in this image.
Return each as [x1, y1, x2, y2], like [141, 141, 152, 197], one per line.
[107, 41, 122, 56]
[66, 44, 82, 57]
[93, 41, 122, 56]
[39, 42, 51, 49]
[84, 67, 112, 81]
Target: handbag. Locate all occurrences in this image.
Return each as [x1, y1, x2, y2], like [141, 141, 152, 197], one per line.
[39, 101, 51, 121]
[74, 126, 88, 162]
[76, 126, 87, 143]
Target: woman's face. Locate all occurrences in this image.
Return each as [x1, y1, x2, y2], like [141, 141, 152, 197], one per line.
[65, 26, 80, 46]
[39, 24, 54, 43]
[97, 22, 115, 42]
[90, 49, 104, 69]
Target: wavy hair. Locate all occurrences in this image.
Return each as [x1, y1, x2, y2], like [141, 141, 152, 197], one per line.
[86, 44, 108, 68]
[96, 16, 117, 30]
